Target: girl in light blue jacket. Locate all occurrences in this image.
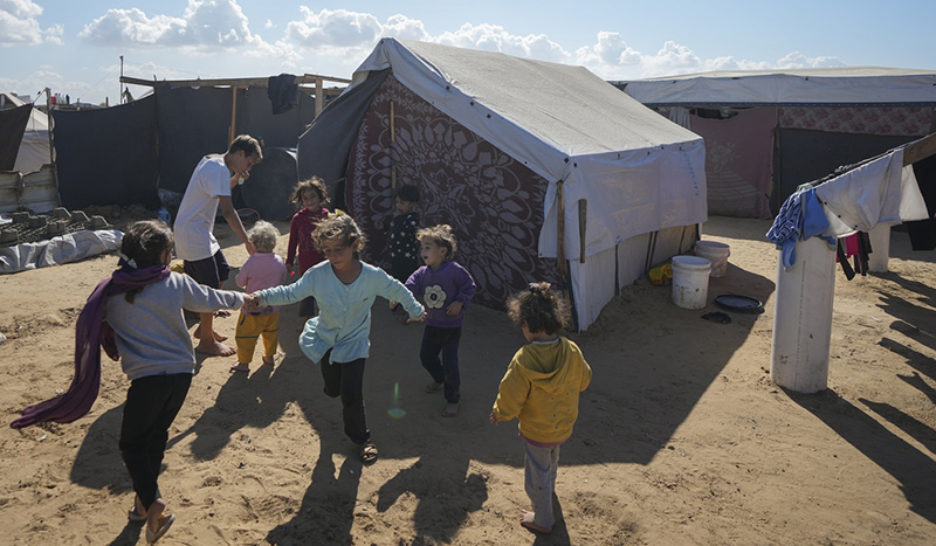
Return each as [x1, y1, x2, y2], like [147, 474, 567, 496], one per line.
[248, 213, 424, 464]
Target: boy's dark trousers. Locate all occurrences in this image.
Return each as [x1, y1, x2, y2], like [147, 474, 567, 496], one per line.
[420, 325, 462, 403]
[320, 351, 370, 445]
[390, 257, 418, 284]
[119, 373, 192, 509]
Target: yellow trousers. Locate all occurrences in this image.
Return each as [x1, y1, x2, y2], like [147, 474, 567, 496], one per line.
[235, 311, 280, 364]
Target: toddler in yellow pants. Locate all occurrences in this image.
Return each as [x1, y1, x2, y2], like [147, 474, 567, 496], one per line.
[233, 221, 288, 372]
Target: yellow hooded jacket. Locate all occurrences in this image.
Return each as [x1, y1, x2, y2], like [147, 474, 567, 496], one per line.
[491, 337, 591, 444]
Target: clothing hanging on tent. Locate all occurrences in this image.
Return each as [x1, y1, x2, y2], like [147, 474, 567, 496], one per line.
[267, 73, 298, 114]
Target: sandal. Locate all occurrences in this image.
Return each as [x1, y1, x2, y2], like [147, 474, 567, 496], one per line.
[230, 363, 250, 373]
[441, 403, 459, 417]
[360, 442, 378, 464]
[145, 513, 175, 544]
[128, 504, 146, 523]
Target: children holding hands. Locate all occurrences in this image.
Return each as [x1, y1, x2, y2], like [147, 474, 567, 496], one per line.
[489, 282, 592, 534]
[404, 224, 476, 416]
[244, 213, 424, 464]
[13, 220, 246, 544]
[232, 221, 288, 373]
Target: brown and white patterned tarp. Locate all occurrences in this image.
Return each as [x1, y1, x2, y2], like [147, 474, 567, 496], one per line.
[345, 75, 560, 309]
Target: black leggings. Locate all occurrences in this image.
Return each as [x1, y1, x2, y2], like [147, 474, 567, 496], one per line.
[119, 373, 192, 509]
[320, 351, 370, 445]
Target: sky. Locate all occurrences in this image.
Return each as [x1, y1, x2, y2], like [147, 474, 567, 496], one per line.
[2, 0, 935, 105]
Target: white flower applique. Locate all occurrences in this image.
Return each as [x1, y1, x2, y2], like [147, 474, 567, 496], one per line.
[423, 285, 447, 310]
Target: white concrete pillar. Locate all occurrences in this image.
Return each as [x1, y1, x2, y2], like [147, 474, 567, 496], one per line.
[868, 223, 891, 273]
[770, 237, 836, 393]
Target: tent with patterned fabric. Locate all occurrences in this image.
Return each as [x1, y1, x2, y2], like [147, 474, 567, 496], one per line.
[297, 38, 707, 330]
[614, 68, 936, 218]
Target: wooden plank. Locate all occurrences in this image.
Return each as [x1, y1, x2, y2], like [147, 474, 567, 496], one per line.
[578, 199, 587, 263]
[903, 132, 936, 166]
[120, 73, 351, 88]
[229, 87, 238, 143]
[315, 77, 324, 118]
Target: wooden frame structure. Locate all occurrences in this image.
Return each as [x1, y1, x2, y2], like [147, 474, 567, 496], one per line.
[120, 73, 351, 141]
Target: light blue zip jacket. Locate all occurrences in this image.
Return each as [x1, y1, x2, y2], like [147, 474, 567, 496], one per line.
[256, 261, 424, 363]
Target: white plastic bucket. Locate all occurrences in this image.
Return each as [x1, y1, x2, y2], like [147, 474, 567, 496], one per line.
[694, 240, 730, 277]
[671, 255, 711, 309]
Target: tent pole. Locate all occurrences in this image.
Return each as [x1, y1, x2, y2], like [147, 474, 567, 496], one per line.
[556, 180, 577, 329]
[390, 100, 396, 189]
[315, 77, 324, 118]
[229, 87, 238, 143]
[45, 87, 59, 203]
[556, 180, 567, 281]
[578, 199, 587, 263]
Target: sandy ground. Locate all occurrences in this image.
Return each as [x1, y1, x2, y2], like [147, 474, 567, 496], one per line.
[1, 214, 935, 545]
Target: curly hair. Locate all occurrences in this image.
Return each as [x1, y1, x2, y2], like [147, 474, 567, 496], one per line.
[506, 281, 569, 335]
[291, 177, 329, 208]
[312, 212, 367, 257]
[247, 220, 279, 253]
[416, 224, 457, 261]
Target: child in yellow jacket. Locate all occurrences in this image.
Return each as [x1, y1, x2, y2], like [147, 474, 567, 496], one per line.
[489, 282, 592, 534]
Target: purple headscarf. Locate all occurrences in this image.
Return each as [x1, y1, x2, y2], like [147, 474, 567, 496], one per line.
[11, 263, 170, 429]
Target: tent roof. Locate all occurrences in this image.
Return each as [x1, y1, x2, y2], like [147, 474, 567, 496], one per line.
[615, 67, 936, 106]
[351, 39, 701, 182]
[0, 89, 48, 131]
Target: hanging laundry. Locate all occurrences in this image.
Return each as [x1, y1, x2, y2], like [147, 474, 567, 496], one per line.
[815, 149, 904, 238]
[267, 73, 298, 115]
[767, 186, 832, 268]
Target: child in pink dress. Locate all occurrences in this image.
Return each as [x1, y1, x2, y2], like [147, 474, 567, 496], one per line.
[232, 221, 288, 372]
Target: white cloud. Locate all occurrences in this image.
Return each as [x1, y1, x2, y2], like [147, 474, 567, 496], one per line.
[575, 33, 844, 80]
[264, 19, 273, 30]
[436, 23, 569, 62]
[79, 1, 300, 63]
[285, 7, 382, 48]
[78, 7, 189, 47]
[777, 51, 844, 69]
[0, 0, 62, 46]
[380, 14, 430, 42]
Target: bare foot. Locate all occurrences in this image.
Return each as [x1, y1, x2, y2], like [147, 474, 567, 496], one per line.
[520, 510, 552, 533]
[196, 340, 236, 356]
[230, 363, 250, 373]
[193, 326, 228, 342]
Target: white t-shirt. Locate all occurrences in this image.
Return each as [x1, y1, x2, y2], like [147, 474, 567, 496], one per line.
[173, 155, 231, 261]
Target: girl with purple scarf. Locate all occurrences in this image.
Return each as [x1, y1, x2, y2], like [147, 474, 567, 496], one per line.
[12, 220, 244, 544]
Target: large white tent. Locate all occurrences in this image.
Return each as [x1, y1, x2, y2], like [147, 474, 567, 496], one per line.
[0, 89, 51, 173]
[618, 67, 936, 106]
[301, 39, 707, 328]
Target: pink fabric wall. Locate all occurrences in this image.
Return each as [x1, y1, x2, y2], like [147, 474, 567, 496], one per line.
[779, 106, 932, 136]
[691, 108, 777, 219]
